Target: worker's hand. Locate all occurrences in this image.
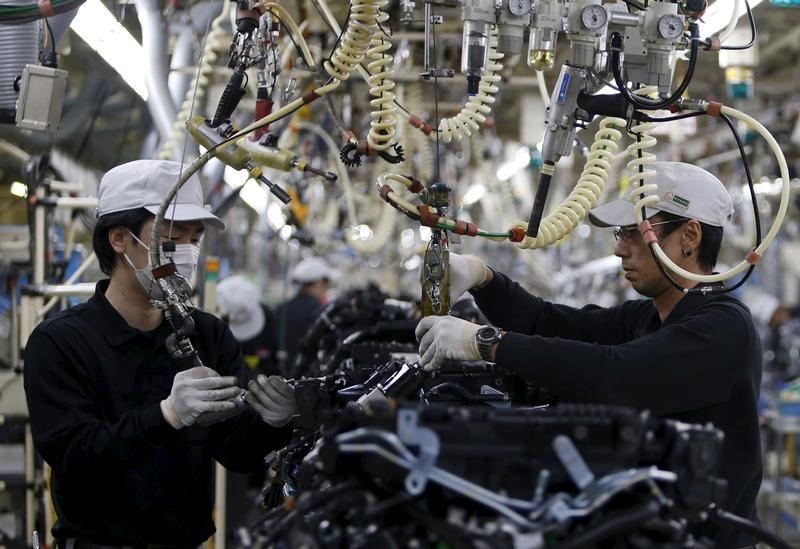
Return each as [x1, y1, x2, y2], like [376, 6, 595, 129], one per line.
[196, 390, 247, 427]
[245, 375, 298, 427]
[446, 253, 492, 303]
[161, 366, 242, 429]
[415, 315, 481, 371]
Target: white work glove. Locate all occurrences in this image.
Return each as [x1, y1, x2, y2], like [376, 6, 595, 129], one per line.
[245, 375, 298, 427]
[161, 366, 242, 429]
[420, 253, 491, 305]
[416, 315, 481, 371]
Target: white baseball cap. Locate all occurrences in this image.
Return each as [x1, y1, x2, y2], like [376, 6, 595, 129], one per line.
[96, 159, 225, 229]
[588, 161, 733, 228]
[215, 274, 265, 341]
[291, 257, 338, 284]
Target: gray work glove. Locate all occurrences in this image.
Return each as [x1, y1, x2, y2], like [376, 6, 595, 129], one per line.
[421, 253, 491, 305]
[160, 366, 242, 429]
[245, 375, 298, 427]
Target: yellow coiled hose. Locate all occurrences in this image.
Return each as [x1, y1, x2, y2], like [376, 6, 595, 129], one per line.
[366, 0, 397, 151]
[515, 117, 626, 249]
[157, 2, 230, 160]
[435, 28, 503, 143]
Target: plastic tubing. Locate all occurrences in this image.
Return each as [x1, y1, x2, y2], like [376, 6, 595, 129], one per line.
[633, 103, 791, 283]
[435, 27, 504, 143]
[366, 0, 397, 151]
[259, 3, 316, 68]
[515, 117, 626, 249]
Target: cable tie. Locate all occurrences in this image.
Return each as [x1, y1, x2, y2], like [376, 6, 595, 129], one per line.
[301, 90, 320, 104]
[409, 115, 433, 135]
[407, 177, 424, 194]
[37, 0, 53, 17]
[378, 184, 393, 202]
[745, 248, 762, 265]
[453, 220, 478, 236]
[706, 102, 722, 117]
[417, 205, 440, 228]
[638, 220, 658, 245]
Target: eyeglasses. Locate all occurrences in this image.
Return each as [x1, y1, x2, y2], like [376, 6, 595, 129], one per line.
[612, 219, 687, 242]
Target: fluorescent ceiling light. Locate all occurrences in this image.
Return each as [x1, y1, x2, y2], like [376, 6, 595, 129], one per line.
[70, 0, 148, 99]
[700, 0, 765, 38]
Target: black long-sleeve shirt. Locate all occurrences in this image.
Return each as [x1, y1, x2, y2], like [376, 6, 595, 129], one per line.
[23, 280, 291, 546]
[473, 271, 762, 547]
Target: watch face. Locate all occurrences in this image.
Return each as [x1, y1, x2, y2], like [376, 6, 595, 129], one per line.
[477, 326, 500, 343]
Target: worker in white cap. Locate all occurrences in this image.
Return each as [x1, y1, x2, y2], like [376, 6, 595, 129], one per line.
[276, 256, 338, 372]
[415, 161, 761, 547]
[216, 274, 279, 376]
[24, 159, 298, 548]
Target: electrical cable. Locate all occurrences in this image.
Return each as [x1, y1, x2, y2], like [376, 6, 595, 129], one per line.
[711, 509, 792, 549]
[557, 500, 662, 549]
[717, 0, 756, 51]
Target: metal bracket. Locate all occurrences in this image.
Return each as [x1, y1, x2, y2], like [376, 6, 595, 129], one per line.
[396, 408, 441, 495]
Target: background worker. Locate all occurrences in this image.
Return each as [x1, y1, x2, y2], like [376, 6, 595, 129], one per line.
[276, 256, 337, 373]
[216, 273, 279, 377]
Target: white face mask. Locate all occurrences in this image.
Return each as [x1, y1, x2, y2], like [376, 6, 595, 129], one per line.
[172, 243, 201, 285]
[124, 232, 200, 299]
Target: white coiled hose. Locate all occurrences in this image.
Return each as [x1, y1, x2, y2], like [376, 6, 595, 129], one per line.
[400, 85, 435, 180]
[366, 0, 398, 151]
[228, 0, 380, 144]
[435, 28, 504, 143]
[323, 0, 379, 83]
[157, 2, 230, 160]
[515, 117, 626, 249]
[634, 102, 791, 284]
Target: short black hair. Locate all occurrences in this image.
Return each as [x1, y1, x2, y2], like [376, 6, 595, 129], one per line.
[92, 208, 154, 275]
[655, 210, 723, 272]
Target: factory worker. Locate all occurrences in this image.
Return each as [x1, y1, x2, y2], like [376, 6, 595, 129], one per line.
[216, 274, 279, 376]
[276, 256, 338, 372]
[415, 161, 761, 548]
[24, 159, 297, 548]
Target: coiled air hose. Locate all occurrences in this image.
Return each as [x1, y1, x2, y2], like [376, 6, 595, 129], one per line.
[631, 100, 791, 285]
[151, 0, 382, 257]
[157, 2, 230, 160]
[435, 28, 504, 143]
[514, 117, 626, 249]
[366, 0, 398, 152]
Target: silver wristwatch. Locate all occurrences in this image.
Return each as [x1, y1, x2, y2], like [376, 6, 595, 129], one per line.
[475, 325, 503, 362]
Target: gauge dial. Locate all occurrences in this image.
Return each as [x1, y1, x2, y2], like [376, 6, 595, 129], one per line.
[658, 14, 684, 40]
[507, 0, 530, 17]
[580, 4, 607, 31]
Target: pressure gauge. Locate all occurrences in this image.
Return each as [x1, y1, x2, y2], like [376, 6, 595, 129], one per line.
[580, 4, 607, 31]
[657, 14, 684, 40]
[507, 0, 530, 17]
